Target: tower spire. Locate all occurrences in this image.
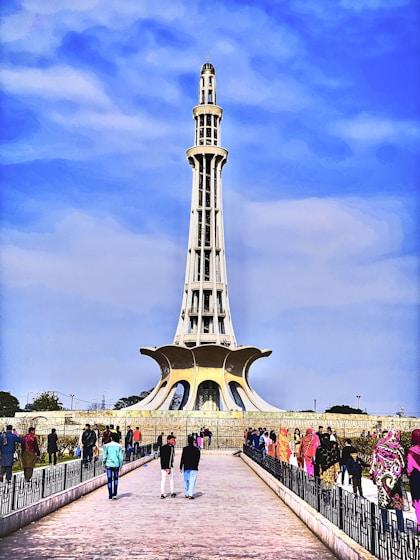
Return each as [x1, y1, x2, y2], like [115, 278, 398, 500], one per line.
[174, 62, 236, 348]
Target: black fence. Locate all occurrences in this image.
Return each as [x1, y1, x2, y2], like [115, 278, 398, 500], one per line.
[0, 444, 156, 517]
[243, 445, 419, 560]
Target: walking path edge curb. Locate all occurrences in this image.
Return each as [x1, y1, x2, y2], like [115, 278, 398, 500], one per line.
[240, 452, 376, 560]
[0, 455, 155, 539]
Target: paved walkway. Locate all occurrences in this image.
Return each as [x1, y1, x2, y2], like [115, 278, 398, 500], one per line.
[1, 453, 338, 560]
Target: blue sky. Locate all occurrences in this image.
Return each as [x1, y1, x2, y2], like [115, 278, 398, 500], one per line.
[1, 0, 419, 416]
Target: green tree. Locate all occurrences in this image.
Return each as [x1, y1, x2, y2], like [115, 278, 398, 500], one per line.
[0, 391, 21, 416]
[31, 391, 63, 411]
[114, 395, 143, 409]
[325, 404, 368, 415]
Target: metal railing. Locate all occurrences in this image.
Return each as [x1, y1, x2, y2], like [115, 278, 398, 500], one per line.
[0, 444, 156, 517]
[243, 445, 419, 560]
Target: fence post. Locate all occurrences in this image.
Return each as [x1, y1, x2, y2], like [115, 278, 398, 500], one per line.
[370, 500, 376, 557]
[41, 468, 47, 499]
[338, 486, 344, 531]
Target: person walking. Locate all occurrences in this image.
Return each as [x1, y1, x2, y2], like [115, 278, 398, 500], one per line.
[340, 439, 356, 485]
[298, 428, 319, 476]
[160, 434, 176, 499]
[102, 432, 123, 500]
[81, 424, 97, 468]
[22, 427, 40, 482]
[47, 428, 59, 466]
[0, 425, 22, 483]
[124, 426, 134, 461]
[369, 429, 407, 532]
[406, 428, 420, 534]
[133, 427, 142, 458]
[347, 449, 368, 497]
[180, 435, 201, 499]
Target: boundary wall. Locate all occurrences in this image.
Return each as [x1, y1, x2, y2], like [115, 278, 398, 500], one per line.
[8, 410, 419, 443]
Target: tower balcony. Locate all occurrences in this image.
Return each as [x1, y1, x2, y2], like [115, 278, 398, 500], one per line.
[186, 281, 225, 291]
[187, 307, 226, 317]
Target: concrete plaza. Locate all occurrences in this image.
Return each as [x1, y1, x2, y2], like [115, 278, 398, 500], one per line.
[1, 452, 339, 560]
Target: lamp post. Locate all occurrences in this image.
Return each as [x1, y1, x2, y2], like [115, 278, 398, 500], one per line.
[356, 395, 361, 410]
[70, 394, 75, 410]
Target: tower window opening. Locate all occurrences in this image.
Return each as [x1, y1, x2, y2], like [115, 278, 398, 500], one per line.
[208, 92, 213, 103]
[219, 319, 225, 334]
[204, 251, 210, 280]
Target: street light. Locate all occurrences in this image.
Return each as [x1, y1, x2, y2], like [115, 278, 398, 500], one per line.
[356, 395, 361, 409]
[70, 394, 75, 410]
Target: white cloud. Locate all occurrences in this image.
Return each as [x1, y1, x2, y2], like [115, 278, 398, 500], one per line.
[227, 194, 418, 310]
[1, 67, 112, 107]
[330, 113, 420, 143]
[1, 212, 184, 313]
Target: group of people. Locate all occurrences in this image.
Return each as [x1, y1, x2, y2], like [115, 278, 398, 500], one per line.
[245, 424, 420, 533]
[0, 425, 42, 482]
[159, 433, 201, 500]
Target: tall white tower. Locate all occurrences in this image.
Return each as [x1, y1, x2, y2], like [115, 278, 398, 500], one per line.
[130, 61, 281, 412]
[174, 61, 236, 348]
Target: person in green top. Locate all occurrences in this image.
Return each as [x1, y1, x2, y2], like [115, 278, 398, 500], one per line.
[102, 432, 124, 500]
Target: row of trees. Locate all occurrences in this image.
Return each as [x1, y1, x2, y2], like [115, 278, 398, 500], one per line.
[1, 390, 370, 415]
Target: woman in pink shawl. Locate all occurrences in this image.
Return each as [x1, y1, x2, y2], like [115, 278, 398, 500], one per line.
[369, 429, 407, 531]
[407, 428, 420, 534]
[297, 428, 318, 476]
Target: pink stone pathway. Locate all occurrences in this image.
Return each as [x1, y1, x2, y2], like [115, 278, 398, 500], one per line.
[0, 453, 337, 559]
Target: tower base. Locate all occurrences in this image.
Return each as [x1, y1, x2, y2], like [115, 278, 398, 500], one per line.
[128, 344, 283, 412]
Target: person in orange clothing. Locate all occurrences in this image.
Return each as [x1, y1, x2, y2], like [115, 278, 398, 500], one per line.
[132, 427, 142, 458]
[298, 427, 319, 476]
[276, 427, 291, 463]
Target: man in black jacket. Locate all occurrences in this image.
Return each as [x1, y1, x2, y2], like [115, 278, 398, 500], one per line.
[160, 434, 176, 498]
[180, 435, 201, 499]
[81, 424, 97, 468]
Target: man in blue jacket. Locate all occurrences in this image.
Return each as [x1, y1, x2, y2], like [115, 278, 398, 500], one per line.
[0, 425, 22, 482]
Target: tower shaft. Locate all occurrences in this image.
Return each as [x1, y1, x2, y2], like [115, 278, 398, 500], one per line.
[174, 62, 236, 348]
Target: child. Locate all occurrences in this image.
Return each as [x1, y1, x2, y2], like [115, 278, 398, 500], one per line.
[347, 450, 368, 497]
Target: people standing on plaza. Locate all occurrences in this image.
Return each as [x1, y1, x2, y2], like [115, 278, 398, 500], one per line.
[203, 427, 212, 449]
[291, 428, 301, 467]
[92, 424, 100, 456]
[156, 432, 164, 454]
[339, 439, 356, 485]
[315, 434, 340, 504]
[22, 427, 40, 482]
[326, 427, 336, 441]
[347, 449, 368, 497]
[47, 428, 59, 466]
[124, 426, 133, 461]
[276, 427, 291, 463]
[81, 423, 97, 468]
[102, 425, 112, 447]
[180, 435, 201, 499]
[298, 428, 319, 476]
[160, 434, 177, 498]
[102, 432, 123, 500]
[133, 426, 142, 457]
[316, 426, 324, 441]
[406, 428, 420, 534]
[197, 429, 204, 449]
[0, 425, 22, 483]
[369, 428, 407, 532]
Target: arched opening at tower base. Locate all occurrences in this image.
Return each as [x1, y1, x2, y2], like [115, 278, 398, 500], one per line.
[228, 381, 246, 411]
[194, 380, 220, 411]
